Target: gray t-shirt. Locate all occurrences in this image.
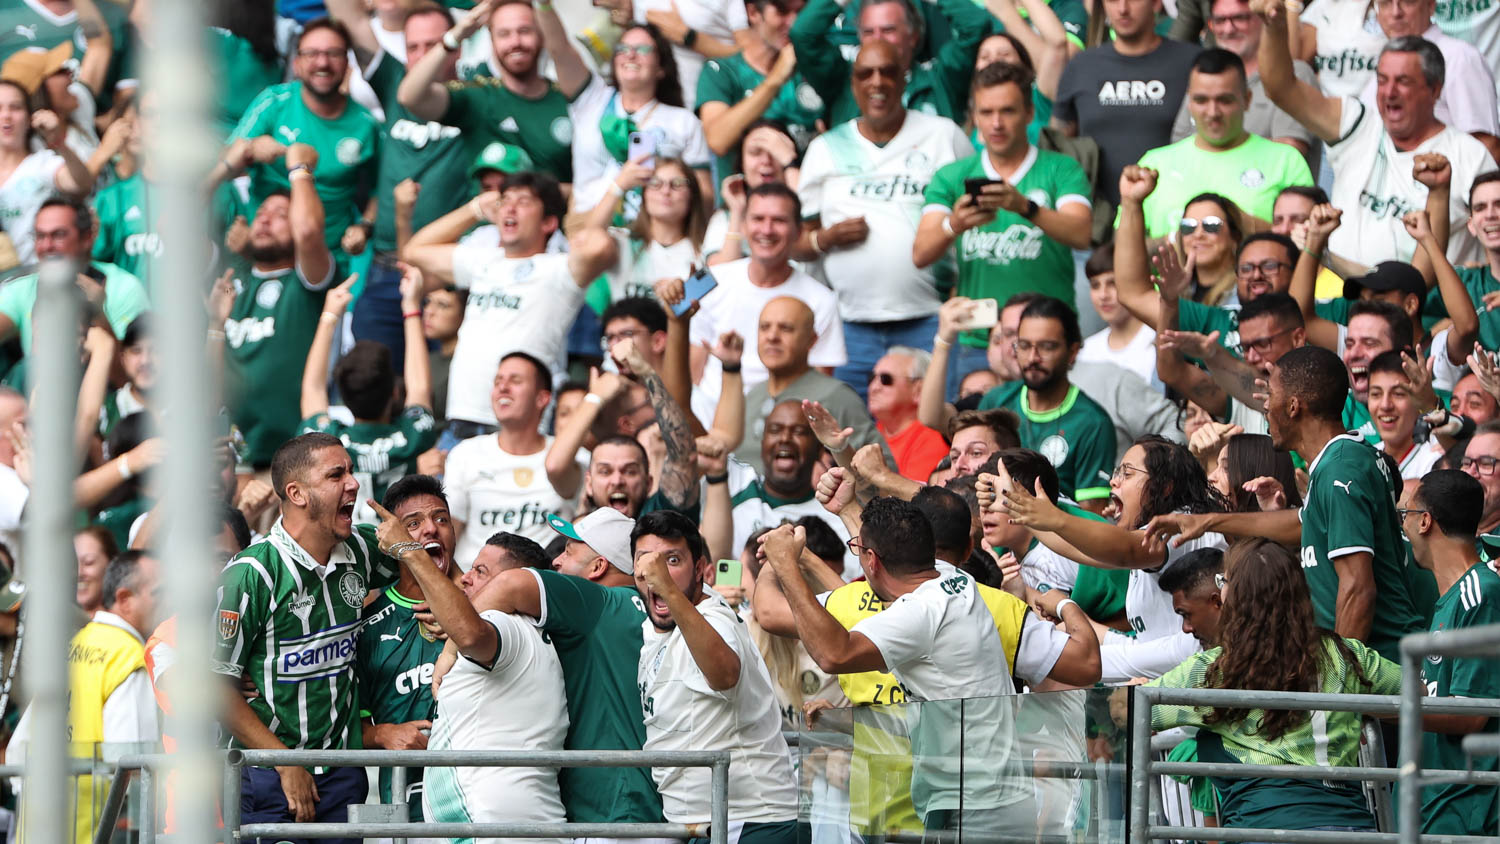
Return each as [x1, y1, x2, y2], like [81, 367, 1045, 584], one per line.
[1169, 61, 1322, 174]
[1054, 38, 1202, 205]
[732, 370, 893, 474]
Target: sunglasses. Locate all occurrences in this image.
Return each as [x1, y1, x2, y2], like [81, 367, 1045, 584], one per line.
[869, 372, 901, 386]
[1179, 216, 1226, 236]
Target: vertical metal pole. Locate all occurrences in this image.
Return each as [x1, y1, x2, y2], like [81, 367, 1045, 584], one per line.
[391, 765, 409, 844]
[222, 756, 242, 844]
[22, 257, 81, 844]
[710, 757, 729, 844]
[142, 0, 218, 843]
[1128, 687, 1152, 844]
[1397, 648, 1424, 844]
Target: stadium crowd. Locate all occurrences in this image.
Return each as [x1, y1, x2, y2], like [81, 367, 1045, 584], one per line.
[0, 0, 1497, 839]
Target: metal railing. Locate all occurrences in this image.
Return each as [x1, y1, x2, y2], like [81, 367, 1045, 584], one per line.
[220, 748, 731, 842]
[1129, 685, 1500, 844]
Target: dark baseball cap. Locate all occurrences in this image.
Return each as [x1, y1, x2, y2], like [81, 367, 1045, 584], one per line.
[1344, 261, 1426, 301]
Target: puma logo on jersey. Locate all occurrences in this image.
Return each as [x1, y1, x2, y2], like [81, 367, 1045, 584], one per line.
[499, 117, 520, 132]
[380, 632, 403, 643]
[1333, 480, 1354, 495]
[13, 25, 37, 41]
[277, 126, 302, 144]
[124, 205, 143, 221]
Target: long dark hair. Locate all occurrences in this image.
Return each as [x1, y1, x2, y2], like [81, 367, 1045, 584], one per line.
[1224, 433, 1302, 512]
[1133, 435, 1229, 528]
[0, 80, 34, 149]
[612, 24, 684, 108]
[630, 157, 707, 249]
[1204, 538, 1370, 740]
[207, 0, 280, 64]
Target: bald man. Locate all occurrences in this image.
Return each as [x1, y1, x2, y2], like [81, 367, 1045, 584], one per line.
[732, 296, 891, 473]
[796, 39, 973, 403]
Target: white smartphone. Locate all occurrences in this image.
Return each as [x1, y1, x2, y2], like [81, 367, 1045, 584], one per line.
[627, 130, 658, 169]
[955, 298, 999, 331]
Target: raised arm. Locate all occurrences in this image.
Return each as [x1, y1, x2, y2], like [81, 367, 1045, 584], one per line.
[75, 327, 114, 458]
[652, 277, 710, 438]
[1413, 153, 1452, 266]
[1000, 478, 1171, 569]
[398, 266, 433, 409]
[919, 299, 967, 431]
[544, 366, 624, 497]
[71, 0, 114, 98]
[787, 0, 848, 98]
[619, 338, 701, 509]
[1115, 166, 1165, 329]
[286, 144, 334, 287]
[372, 501, 499, 664]
[1292, 203, 1345, 352]
[700, 47, 798, 155]
[398, 1, 495, 119]
[637, 552, 741, 689]
[762, 525, 887, 674]
[987, 0, 1071, 99]
[402, 191, 494, 285]
[1155, 289, 1229, 420]
[534, 0, 592, 98]
[300, 277, 356, 419]
[35, 110, 93, 196]
[1256, 0, 1343, 143]
[568, 226, 622, 289]
[324, 0, 381, 66]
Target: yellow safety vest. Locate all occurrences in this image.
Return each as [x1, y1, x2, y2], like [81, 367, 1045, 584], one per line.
[60, 618, 146, 844]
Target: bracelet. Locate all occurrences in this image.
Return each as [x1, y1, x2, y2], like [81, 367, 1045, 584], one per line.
[810, 229, 824, 255]
[288, 163, 313, 179]
[206, 328, 226, 341]
[933, 335, 951, 349]
[721, 361, 742, 374]
[941, 215, 956, 238]
[608, 182, 626, 198]
[441, 31, 461, 52]
[320, 311, 341, 324]
[384, 541, 424, 558]
[583, 393, 604, 406]
[402, 310, 422, 320]
[1054, 598, 1078, 616]
[723, 231, 742, 241]
[118, 457, 133, 481]
[705, 472, 729, 485]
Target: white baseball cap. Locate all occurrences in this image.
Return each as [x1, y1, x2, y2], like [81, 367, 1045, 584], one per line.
[547, 509, 636, 574]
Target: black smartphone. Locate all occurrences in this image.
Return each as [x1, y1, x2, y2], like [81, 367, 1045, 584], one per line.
[965, 177, 1004, 202]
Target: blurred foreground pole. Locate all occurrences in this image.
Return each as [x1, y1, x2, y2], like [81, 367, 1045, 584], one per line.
[22, 258, 81, 844]
[142, 0, 219, 840]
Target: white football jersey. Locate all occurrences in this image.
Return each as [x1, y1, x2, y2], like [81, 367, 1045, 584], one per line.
[445, 434, 579, 567]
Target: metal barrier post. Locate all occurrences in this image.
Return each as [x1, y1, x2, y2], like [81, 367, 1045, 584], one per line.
[222, 754, 242, 844]
[1128, 687, 1152, 844]
[711, 756, 729, 844]
[391, 765, 409, 844]
[1398, 642, 1427, 844]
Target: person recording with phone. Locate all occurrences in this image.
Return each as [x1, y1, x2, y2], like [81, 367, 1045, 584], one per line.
[914, 62, 1093, 399]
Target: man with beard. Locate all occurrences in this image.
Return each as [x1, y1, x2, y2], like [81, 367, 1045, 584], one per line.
[215, 142, 337, 472]
[1145, 346, 1424, 662]
[631, 510, 799, 844]
[733, 296, 887, 473]
[546, 337, 701, 518]
[978, 296, 1115, 512]
[398, 0, 576, 184]
[354, 474, 455, 830]
[213, 433, 400, 841]
[1158, 547, 1224, 648]
[229, 19, 380, 262]
[724, 398, 857, 573]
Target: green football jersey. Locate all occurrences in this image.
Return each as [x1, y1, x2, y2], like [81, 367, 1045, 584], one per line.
[230, 82, 381, 249]
[208, 28, 284, 140]
[695, 54, 825, 183]
[1298, 434, 1424, 661]
[529, 569, 665, 824]
[223, 261, 334, 467]
[924, 149, 1092, 346]
[440, 76, 574, 182]
[356, 587, 444, 818]
[1149, 636, 1399, 830]
[1423, 265, 1500, 349]
[0, 262, 150, 367]
[365, 55, 470, 255]
[1340, 394, 1381, 446]
[1175, 298, 1347, 354]
[212, 521, 399, 753]
[1420, 563, 1500, 836]
[92, 173, 244, 295]
[978, 382, 1116, 503]
[0, 1, 132, 106]
[298, 407, 440, 518]
[1134, 135, 1313, 240]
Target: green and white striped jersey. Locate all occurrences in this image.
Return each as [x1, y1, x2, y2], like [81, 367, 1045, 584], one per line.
[212, 520, 398, 751]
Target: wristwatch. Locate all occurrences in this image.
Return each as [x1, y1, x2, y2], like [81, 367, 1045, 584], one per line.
[1022, 199, 1040, 220]
[441, 31, 461, 52]
[683, 28, 699, 48]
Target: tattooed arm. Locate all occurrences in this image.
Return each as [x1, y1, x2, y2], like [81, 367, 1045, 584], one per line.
[616, 339, 701, 510]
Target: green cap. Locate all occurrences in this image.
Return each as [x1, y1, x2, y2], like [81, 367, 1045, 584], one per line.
[469, 142, 535, 180]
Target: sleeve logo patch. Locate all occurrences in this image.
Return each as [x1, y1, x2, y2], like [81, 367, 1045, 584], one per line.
[218, 610, 241, 640]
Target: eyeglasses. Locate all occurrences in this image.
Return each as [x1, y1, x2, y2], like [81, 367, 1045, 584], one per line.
[870, 372, 902, 386]
[847, 538, 867, 555]
[1462, 455, 1500, 476]
[852, 65, 899, 81]
[1214, 572, 1228, 590]
[1179, 216, 1226, 236]
[1208, 12, 1255, 26]
[1396, 507, 1428, 519]
[1375, 0, 1424, 9]
[1232, 325, 1296, 357]
[615, 43, 656, 57]
[646, 176, 690, 192]
[1014, 339, 1064, 355]
[601, 327, 644, 352]
[1111, 463, 1149, 482]
[296, 48, 347, 61]
[1236, 259, 1292, 278]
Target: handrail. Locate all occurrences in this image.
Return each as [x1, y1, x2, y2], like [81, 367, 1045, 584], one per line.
[221, 747, 732, 844]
